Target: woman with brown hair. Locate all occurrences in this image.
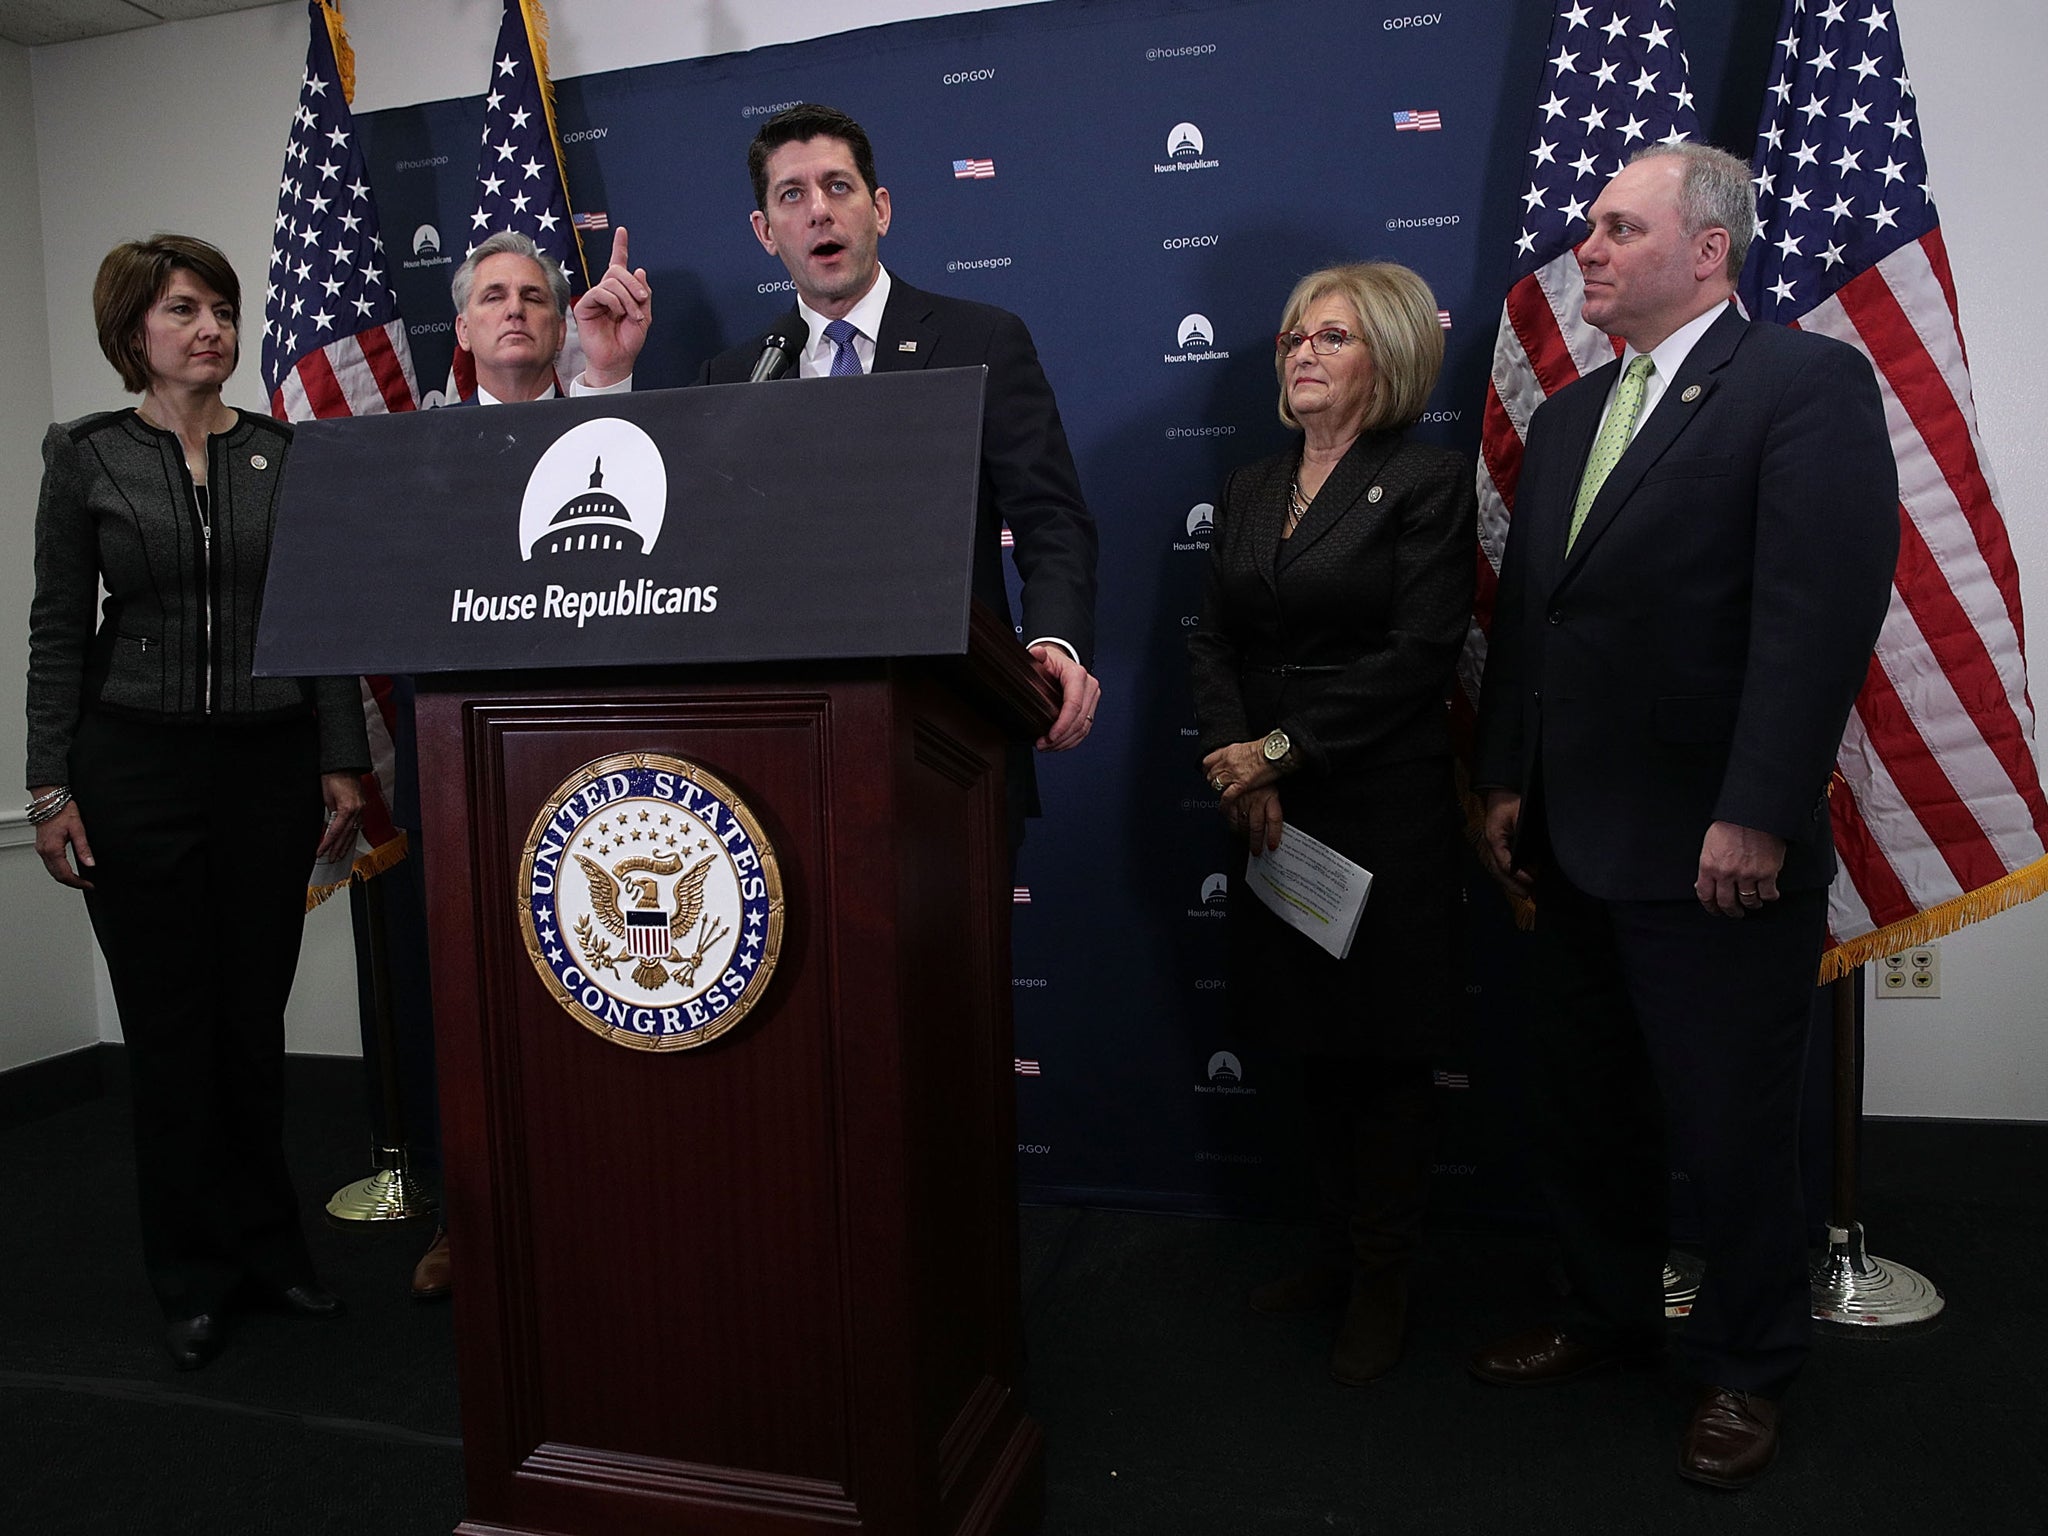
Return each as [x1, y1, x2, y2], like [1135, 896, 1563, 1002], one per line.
[27, 234, 368, 1369]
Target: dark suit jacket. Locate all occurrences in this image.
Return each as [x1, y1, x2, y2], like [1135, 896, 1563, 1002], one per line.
[1472, 304, 1899, 901]
[695, 277, 1097, 666]
[1189, 429, 1475, 778]
[1188, 430, 1476, 1056]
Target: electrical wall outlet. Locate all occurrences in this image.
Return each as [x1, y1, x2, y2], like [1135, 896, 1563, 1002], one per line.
[1876, 943, 1941, 999]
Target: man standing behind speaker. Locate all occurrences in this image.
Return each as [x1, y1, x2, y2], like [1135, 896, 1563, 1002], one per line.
[397, 227, 653, 1301]
[696, 104, 1100, 833]
[1470, 143, 1898, 1487]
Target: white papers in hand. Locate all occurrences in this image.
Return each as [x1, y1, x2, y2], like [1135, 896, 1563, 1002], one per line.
[1243, 823, 1372, 961]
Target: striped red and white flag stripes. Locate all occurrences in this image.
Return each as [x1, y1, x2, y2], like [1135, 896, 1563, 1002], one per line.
[261, 1, 421, 903]
[1795, 237, 2048, 963]
[1740, 0, 2047, 972]
[269, 320, 417, 421]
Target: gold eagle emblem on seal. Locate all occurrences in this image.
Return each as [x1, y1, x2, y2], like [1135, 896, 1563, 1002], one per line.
[518, 752, 784, 1050]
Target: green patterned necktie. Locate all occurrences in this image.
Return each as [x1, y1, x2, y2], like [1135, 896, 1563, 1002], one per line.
[1567, 354, 1655, 553]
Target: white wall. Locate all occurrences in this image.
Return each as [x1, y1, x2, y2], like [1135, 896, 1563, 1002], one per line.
[12, 0, 2046, 1110]
[0, 36, 100, 1073]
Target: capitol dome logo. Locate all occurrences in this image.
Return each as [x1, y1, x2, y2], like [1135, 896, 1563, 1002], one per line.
[520, 417, 667, 561]
[1167, 122, 1205, 159]
[412, 225, 441, 256]
[1200, 872, 1229, 906]
[1177, 314, 1214, 349]
[1186, 504, 1215, 537]
[1206, 1051, 1242, 1084]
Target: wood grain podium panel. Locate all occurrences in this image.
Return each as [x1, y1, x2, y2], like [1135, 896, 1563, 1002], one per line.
[419, 667, 1041, 1536]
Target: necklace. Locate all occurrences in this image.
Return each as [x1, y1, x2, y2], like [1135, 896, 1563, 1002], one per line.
[1284, 476, 1310, 535]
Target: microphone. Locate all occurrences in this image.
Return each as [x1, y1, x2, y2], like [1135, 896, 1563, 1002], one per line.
[748, 316, 807, 382]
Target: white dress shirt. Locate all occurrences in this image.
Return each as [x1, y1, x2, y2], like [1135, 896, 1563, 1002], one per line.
[1590, 300, 1729, 446]
[794, 266, 893, 378]
[474, 370, 632, 406]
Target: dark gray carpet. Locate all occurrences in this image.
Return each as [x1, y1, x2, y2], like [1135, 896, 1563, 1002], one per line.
[2, 1060, 2040, 1534]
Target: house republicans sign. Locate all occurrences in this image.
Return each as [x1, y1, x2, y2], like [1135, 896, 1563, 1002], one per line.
[518, 752, 785, 1052]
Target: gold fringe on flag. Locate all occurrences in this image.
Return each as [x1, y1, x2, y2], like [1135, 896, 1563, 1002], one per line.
[318, 0, 355, 105]
[1817, 851, 2048, 982]
[304, 832, 412, 913]
[516, 0, 589, 280]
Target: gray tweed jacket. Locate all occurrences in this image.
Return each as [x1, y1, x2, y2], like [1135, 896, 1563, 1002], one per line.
[27, 409, 369, 786]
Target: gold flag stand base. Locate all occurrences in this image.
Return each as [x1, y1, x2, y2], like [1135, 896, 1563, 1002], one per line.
[327, 1144, 437, 1223]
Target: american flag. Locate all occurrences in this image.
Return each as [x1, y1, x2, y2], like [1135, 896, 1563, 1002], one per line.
[262, 0, 417, 900]
[1466, 1, 1699, 727]
[1437, 309, 1453, 330]
[1393, 110, 1443, 132]
[444, 0, 591, 403]
[262, 2, 418, 421]
[1741, 0, 2047, 972]
[1014, 1059, 1042, 1077]
[571, 210, 610, 232]
[1013, 886, 1032, 904]
[953, 157, 997, 179]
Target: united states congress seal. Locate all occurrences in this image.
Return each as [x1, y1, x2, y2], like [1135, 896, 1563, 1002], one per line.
[518, 752, 784, 1050]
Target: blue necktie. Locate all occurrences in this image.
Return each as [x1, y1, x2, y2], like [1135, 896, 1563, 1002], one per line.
[823, 317, 864, 377]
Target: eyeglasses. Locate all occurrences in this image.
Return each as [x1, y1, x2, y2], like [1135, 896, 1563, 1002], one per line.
[1275, 327, 1362, 357]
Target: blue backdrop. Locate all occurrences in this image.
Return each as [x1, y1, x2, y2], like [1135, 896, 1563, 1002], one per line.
[357, 0, 1800, 1220]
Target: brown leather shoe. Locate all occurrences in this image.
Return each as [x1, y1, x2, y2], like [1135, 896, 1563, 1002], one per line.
[411, 1229, 452, 1300]
[1467, 1325, 1656, 1386]
[1679, 1387, 1779, 1489]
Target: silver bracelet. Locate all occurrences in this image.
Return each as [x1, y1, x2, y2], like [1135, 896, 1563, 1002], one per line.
[25, 787, 74, 825]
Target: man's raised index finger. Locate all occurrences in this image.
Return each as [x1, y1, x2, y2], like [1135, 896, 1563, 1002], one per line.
[609, 225, 630, 269]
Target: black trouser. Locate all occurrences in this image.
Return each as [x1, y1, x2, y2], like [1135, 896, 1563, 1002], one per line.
[1527, 865, 1827, 1395]
[1301, 1055, 1436, 1274]
[72, 712, 325, 1320]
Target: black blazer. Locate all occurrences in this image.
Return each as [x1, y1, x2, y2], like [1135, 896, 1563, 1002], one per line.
[1472, 304, 1900, 900]
[696, 277, 1097, 667]
[1189, 429, 1476, 779]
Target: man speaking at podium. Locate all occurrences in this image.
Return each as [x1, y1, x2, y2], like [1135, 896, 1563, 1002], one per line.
[695, 104, 1100, 838]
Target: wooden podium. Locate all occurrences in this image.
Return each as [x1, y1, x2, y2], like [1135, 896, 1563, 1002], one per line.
[255, 376, 1050, 1534]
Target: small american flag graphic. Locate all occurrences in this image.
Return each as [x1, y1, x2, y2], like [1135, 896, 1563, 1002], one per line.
[1012, 886, 1031, 904]
[1431, 1070, 1471, 1090]
[953, 157, 996, 179]
[1393, 110, 1443, 132]
[1014, 1059, 1042, 1077]
[1437, 309, 1452, 330]
[1000, 523, 1015, 549]
[572, 210, 610, 231]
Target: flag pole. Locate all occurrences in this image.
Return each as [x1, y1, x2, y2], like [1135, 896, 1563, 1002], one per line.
[1808, 969, 1943, 1329]
[327, 867, 436, 1223]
